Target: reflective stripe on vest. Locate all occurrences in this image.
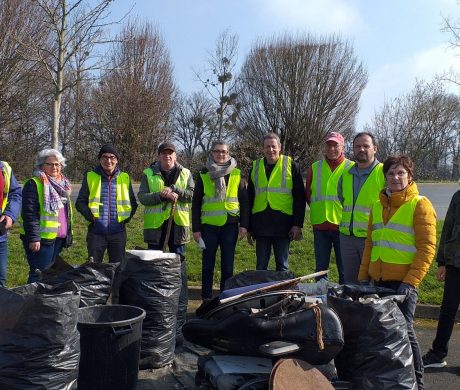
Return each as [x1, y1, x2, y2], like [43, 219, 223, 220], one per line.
[143, 167, 191, 228]
[87, 171, 132, 223]
[339, 163, 385, 237]
[310, 159, 353, 225]
[1, 161, 11, 213]
[370, 196, 422, 264]
[251, 155, 293, 215]
[201, 169, 240, 226]
[18, 177, 59, 239]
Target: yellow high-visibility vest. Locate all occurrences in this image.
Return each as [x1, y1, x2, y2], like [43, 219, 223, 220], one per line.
[370, 196, 422, 264]
[87, 171, 132, 222]
[200, 169, 240, 226]
[251, 155, 293, 215]
[1, 161, 11, 212]
[143, 167, 191, 228]
[339, 163, 385, 237]
[310, 159, 353, 225]
[19, 177, 73, 239]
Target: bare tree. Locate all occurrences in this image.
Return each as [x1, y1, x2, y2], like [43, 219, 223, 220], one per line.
[173, 92, 216, 167]
[236, 34, 367, 168]
[91, 20, 175, 179]
[370, 80, 460, 179]
[22, 0, 117, 149]
[195, 29, 240, 142]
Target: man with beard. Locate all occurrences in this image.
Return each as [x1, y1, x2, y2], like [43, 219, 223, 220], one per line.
[338, 132, 385, 283]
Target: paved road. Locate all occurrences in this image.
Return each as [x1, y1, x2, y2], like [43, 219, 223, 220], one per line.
[418, 183, 459, 221]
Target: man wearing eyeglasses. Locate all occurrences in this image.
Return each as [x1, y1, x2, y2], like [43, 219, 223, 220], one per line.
[76, 143, 138, 263]
[248, 132, 306, 271]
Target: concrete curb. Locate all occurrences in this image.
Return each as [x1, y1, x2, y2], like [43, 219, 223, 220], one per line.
[187, 286, 459, 321]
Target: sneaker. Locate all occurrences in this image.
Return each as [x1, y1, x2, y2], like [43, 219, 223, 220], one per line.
[422, 349, 447, 368]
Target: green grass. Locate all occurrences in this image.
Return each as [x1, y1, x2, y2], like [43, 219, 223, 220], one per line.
[6, 207, 445, 305]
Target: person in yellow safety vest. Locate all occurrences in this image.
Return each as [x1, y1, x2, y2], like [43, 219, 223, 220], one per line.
[306, 132, 352, 285]
[359, 155, 437, 390]
[20, 149, 72, 283]
[0, 160, 21, 287]
[138, 141, 194, 345]
[337, 132, 385, 284]
[192, 141, 249, 301]
[76, 143, 138, 263]
[248, 132, 306, 271]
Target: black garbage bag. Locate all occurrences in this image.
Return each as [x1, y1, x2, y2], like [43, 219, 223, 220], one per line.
[118, 252, 181, 369]
[40, 258, 117, 307]
[0, 281, 81, 390]
[223, 270, 295, 290]
[327, 284, 416, 389]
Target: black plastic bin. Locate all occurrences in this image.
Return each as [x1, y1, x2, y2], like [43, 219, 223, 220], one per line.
[77, 304, 146, 390]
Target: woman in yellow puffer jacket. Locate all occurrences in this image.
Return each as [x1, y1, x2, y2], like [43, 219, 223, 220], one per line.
[358, 155, 437, 390]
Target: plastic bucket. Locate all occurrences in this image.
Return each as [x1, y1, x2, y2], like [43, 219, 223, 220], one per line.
[77, 304, 146, 390]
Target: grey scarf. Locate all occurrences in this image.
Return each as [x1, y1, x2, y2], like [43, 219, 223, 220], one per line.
[206, 156, 237, 200]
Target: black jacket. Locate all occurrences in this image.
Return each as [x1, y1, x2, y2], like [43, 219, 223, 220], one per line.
[437, 189, 460, 268]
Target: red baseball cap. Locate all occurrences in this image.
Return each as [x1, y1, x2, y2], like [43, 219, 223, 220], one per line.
[325, 132, 344, 145]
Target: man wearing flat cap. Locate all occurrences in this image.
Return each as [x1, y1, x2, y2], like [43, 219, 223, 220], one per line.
[76, 143, 138, 263]
[306, 132, 352, 284]
[138, 141, 194, 343]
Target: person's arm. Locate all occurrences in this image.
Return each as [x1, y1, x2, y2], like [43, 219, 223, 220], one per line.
[21, 180, 41, 243]
[75, 174, 95, 223]
[238, 177, 249, 230]
[305, 166, 313, 206]
[124, 180, 138, 223]
[137, 173, 163, 206]
[291, 161, 306, 228]
[358, 212, 373, 281]
[192, 173, 204, 234]
[2, 171, 21, 227]
[403, 196, 437, 288]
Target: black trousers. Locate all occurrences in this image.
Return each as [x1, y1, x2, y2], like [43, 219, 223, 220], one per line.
[86, 229, 127, 263]
[432, 265, 460, 357]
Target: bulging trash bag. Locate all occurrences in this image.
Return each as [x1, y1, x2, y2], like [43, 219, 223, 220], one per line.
[118, 251, 181, 369]
[327, 284, 416, 389]
[40, 257, 117, 307]
[0, 281, 81, 390]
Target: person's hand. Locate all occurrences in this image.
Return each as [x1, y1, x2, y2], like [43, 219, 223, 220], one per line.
[247, 232, 254, 246]
[289, 226, 302, 241]
[0, 215, 13, 229]
[29, 241, 40, 252]
[193, 232, 202, 243]
[169, 191, 179, 202]
[397, 282, 413, 296]
[437, 266, 446, 282]
[239, 227, 247, 240]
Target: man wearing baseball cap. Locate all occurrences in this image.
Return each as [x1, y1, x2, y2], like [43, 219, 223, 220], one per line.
[138, 140, 194, 344]
[306, 132, 351, 284]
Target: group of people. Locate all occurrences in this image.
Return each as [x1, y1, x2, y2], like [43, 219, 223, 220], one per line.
[0, 132, 458, 389]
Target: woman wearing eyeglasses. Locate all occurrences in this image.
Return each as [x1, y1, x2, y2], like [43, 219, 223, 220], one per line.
[192, 141, 249, 301]
[358, 155, 437, 390]
[20, 149, 73, 283]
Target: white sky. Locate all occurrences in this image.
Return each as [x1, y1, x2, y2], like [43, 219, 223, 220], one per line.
[109, 0, 460, 130]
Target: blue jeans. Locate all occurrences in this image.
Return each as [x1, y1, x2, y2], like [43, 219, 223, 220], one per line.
[339, 233, 365, 284]
[0, 240, 8, 288]
[87, 229, 127, 263]
[313, 229, 345, 284]
[255, 236, 290, 271]
[376, 280, 424, 390]
[24, 238, 65, 283]
[432, 266, 460, 358]
[201, 223, 239, 299]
